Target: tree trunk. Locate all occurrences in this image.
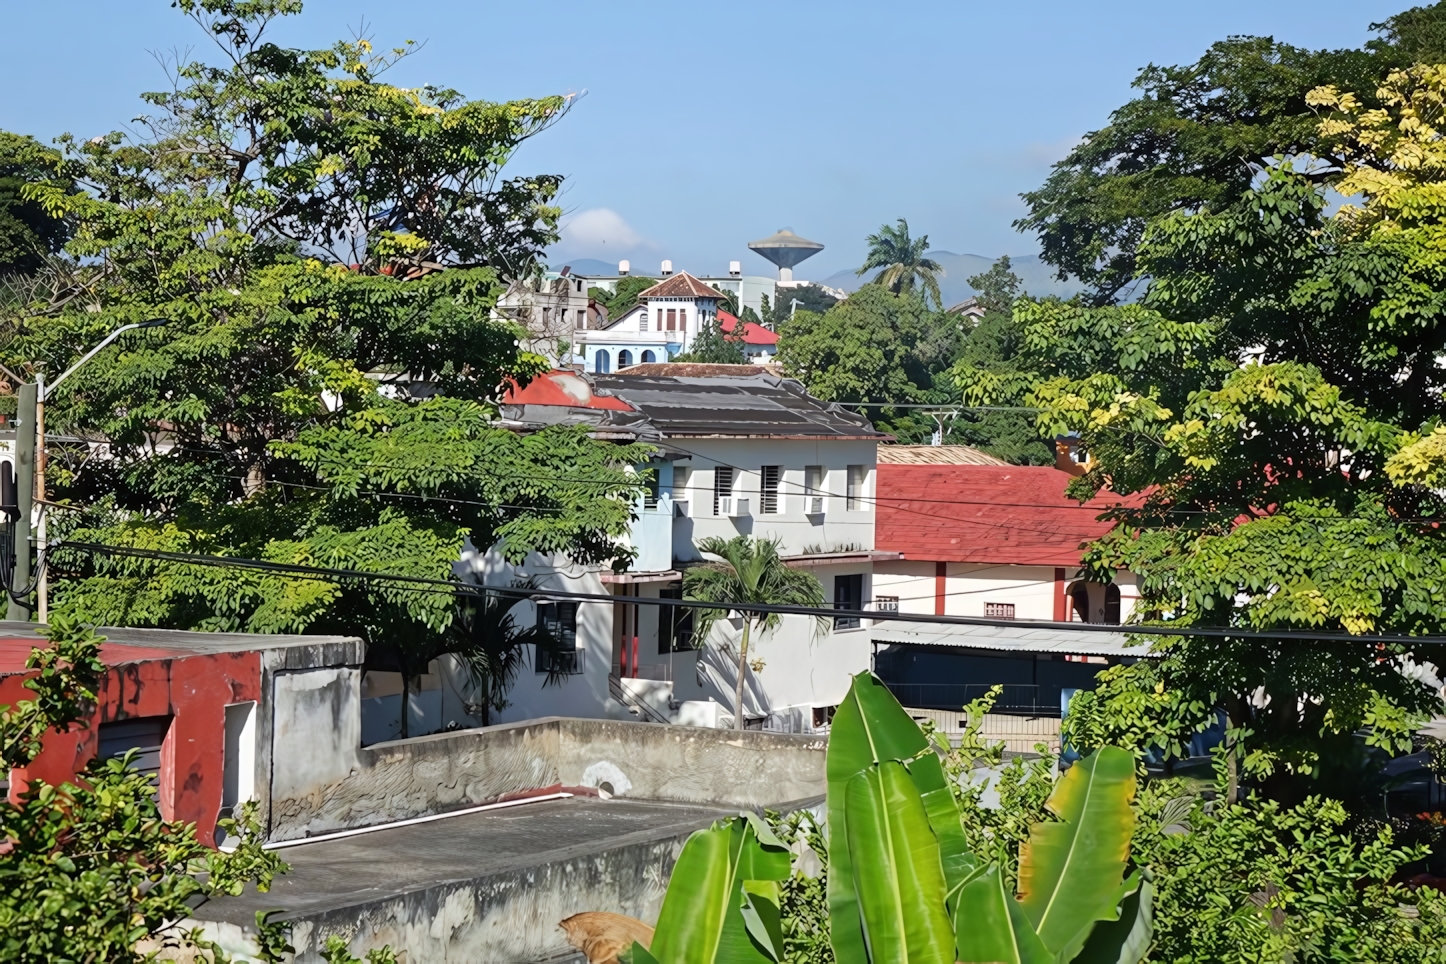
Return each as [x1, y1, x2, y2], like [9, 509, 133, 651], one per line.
[733, 620, 752, 732]
[400, 672, 412, 739]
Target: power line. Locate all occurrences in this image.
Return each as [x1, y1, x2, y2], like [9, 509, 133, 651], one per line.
[54, 540, 1446, 646]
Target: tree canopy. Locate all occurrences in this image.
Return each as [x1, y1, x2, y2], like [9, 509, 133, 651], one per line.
[1016, 2, 1446, 303]
[968, 60, 1446, 802]
[0, 133, 71, 278]
[3, 0, 649, 696]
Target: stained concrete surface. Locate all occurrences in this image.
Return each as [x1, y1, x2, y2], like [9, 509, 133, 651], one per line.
[198, 795, 802, 962]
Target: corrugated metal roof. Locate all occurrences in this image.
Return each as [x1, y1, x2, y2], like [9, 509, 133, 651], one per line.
[637, 272, 725, 300]
[596, 373, 888, 439]
[878, 445, 1009, 466]
[873, 624, 1148, 656]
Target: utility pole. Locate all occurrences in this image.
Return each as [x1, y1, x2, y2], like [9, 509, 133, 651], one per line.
[7, 383, 35, 621]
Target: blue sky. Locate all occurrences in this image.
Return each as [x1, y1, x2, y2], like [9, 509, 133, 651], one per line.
[0, 0, 1407, 280]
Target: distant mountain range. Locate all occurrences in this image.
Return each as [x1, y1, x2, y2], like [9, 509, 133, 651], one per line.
[550, 252, 1084, 306]
[815, 252, 1082, 306]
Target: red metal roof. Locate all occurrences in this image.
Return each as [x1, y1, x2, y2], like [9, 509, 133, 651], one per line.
[875, 464, 1132, 566]
[501, 371, 635, 411]
[718, 311, 779, 346]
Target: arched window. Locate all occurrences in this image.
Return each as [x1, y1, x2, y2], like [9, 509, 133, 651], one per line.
[1104, 583, 1121, 624]
[595, 350, 611, 374]
[618, 350, 633, 369]
[641, 350, 656, 363]
[1069, 583, 1091, 623]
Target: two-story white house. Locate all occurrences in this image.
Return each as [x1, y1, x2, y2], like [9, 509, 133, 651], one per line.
[492, 367, 894, 731]
[575, 271, 729, 373]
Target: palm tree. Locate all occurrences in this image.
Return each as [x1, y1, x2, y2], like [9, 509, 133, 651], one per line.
[857, 218, 944, 308]
[447, 585, 547, 727]
[683, 536, 828, 731]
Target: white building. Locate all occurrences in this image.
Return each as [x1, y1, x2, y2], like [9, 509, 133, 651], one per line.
[493, 368, 894, 731]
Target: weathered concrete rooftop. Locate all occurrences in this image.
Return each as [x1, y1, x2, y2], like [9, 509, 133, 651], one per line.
[202, 794, 819, 963]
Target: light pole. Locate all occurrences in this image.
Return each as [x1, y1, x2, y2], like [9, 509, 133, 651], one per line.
[7, 319, 167, 621]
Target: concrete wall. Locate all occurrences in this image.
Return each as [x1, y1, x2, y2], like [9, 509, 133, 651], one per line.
[267, 715, 825, 842]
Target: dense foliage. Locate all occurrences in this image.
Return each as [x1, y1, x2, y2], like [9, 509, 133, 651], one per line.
[0, 133, 71, 278]
[1017, 3, 1446, 303]
[0, 1, 651, 707]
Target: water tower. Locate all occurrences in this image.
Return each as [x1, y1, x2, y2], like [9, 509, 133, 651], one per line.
[747, 228, 824, 283]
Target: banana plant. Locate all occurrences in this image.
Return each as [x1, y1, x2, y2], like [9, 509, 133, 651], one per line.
[592, 672, 1149, 964]
[619, 811, 791, 963]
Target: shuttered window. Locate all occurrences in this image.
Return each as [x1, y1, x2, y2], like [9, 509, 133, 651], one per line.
[760, 466, 781, 514]
[98, 716, 171, 783]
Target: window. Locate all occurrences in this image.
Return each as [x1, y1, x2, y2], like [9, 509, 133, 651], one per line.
[984, 602, 1016, 619]
[594, 350, 611, 374]
[618, 349, 633, 369]
[642, 350, 656, 363]
[674, 467, 691, 512]
[575, 278, 583, 292]
[657, 308, 665, 330]
[667, 308, 677, 330]
[640, 312, 649, 332]
[99, 716, 171, 785]
[834, 574, 864, 629]
[643, 467, 659, 510]
[658, 584, 697, 653]
[576, 309, 586, 329]
[760, 465, 781, 514]
[1070, 583, 1091, 622]
[541, 307, 550, 326]
[874, 595, 899, 612]
[846, 465, 867, 510]
[536, 602, 582, 674]
[678, 308, 687, 329]
[805, 465, 826, 513]
[1104, 584, 1121, 625]
[713, 467, 734, 515]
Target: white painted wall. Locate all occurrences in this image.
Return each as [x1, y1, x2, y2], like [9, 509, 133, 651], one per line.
[669, 437, 877, 561]
[872, 562, 1139, 623]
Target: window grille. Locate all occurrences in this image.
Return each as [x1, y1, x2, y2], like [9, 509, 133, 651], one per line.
[985, 602, 1016, 619]
[713, 467, 734, 515]
[805, 465, 825, 514]
[760, 466, 780, 513]
[847, 464, 866, 510]
[536, 602, 582, 674]
[834, 574, 864, 629]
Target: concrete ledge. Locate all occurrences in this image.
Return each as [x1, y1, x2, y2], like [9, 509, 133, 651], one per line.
[269, 716, 825, 842]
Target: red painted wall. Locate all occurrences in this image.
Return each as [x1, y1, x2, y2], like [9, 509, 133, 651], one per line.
[1, 646, 261, 847]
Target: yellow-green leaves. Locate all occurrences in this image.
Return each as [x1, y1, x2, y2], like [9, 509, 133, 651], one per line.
[1018, 747, 1137, 961]
[1386, 425, 1446, 487]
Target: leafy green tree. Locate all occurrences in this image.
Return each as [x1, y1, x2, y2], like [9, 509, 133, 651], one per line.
[4, 1, 650, 726]
[856, 218, 943, 308]
[672, 317, 747, 364]
[684, 535, 826, 731]
[777, 284, 956, 405]
[1016, 3, 1446, 303]
[0, 617, 287, 961]
[968, 62, 1446, 804]
[945, 257, 1051, 464]
[0, 132, 71, 278]
[765, 284, 839, 327]
[590, 276, 657, 323]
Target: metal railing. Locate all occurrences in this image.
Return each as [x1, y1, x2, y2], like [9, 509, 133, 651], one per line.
[536, 647, 584, 676]
[881, 682, 1061, 717]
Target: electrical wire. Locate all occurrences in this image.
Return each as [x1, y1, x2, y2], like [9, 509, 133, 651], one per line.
[51, 539, 1446, 646]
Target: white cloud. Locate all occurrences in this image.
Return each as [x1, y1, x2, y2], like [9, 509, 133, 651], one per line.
[557, 208, 652, 251]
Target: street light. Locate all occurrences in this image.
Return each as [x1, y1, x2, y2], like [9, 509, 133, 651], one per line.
[6, 319, 168, 621]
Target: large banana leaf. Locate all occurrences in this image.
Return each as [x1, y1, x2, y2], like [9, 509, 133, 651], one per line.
[1074, 871, 1152, 964]
[844, 761, 957, 964]
[827, 672, 933, 961]
[1017, 747, 1137, 962]
[908, 750, 980, 907]
[642, 812, 791, 964]
[953, 865, 1053, 964]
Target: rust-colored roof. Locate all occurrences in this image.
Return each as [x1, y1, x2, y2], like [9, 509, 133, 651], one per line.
[500, 371, 634, 411]
[875, 464, 1133, 566]
[637, 272, 726, 300]
[718, 310, 779, 346]
[878, 445, 1009, 466]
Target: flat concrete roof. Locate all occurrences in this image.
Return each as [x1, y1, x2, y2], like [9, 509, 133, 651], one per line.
[0, 621, 363, 675]
[202, 796, 752, 927]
